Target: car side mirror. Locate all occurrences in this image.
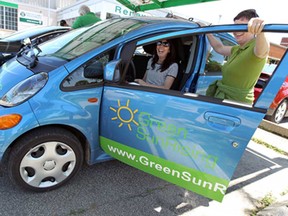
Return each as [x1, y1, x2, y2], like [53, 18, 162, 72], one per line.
[84, 61, 104, 79]
[104, 59, 122, 82]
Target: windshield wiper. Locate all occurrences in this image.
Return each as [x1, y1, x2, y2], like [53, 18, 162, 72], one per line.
[16, 37, 42, 68]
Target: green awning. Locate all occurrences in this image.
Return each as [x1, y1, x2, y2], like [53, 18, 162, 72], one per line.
[116, 0, 217, 12]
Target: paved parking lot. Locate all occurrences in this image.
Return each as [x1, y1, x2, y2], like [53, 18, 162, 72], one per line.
[0, 121, 287, 216]
[279, 117, 288, 129]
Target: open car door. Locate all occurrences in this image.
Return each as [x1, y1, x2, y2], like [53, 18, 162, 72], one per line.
[99, 24, 288, 202]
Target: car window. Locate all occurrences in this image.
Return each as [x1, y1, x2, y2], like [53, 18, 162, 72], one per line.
[126, 35, 196, 91]
[195, 34, 237, 96]
[130, 44, 153, 81]
[39, 18, 147, 61]
[61, 49, 115, 90]
[262, 63, 277, 75]
[204, 35, 235, 74]
[0, 27, 67, 41]
[32, 31, 67, 44]
[196, 31, 288, 107]
[37, 27, 93, 57]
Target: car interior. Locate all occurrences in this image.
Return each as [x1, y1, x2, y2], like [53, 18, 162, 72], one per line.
[126, 35, 198, 91]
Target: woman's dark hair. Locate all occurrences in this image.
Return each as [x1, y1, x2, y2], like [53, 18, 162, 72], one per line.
[234, 9, 259, 21]
[151, 39, 177, 72]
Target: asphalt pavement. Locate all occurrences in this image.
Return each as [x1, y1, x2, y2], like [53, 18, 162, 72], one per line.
[255, 119, 288, 216]
[0, 119, 287, 215]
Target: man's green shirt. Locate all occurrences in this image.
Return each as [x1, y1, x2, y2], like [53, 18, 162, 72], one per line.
[222, 39, 266, 90]
[207, 39, 267, 104]
[72, 12, 101, 29]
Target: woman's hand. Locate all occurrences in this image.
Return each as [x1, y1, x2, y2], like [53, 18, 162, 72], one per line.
[134, 79, 147, 86]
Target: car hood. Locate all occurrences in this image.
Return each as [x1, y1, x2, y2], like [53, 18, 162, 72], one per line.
[0, 60, 34, 97]
[0, 55, 67, 97]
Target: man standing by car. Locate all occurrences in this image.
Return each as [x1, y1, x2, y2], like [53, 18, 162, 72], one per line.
[72, 5, 101, 29]
[201, 9, 270, 104]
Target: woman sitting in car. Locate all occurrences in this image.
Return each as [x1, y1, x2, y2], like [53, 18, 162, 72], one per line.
[135, 39, 178, 89]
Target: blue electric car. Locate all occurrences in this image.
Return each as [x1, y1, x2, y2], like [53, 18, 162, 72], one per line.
[0, 17, 287, 202]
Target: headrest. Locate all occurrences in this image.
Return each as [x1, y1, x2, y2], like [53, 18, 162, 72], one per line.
[143, 44, 155, 55]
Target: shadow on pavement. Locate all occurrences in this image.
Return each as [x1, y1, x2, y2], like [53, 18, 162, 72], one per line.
[228, 146, 288, 193]
[0, 140, 288, 215]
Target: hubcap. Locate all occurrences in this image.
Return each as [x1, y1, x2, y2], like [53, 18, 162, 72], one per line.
[43, 160, 56, 171]
[275, 101, 287, 123]
[20, 141, 76, 188]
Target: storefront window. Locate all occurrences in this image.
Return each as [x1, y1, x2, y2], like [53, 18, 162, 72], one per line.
[0, 6, 18, 30]
[0, 6, 3, 29]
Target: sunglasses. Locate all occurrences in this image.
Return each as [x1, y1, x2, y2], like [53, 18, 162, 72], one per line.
[156, 41, 170, 47]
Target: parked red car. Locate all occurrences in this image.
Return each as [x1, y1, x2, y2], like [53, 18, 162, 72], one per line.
[254, 63, 288, 123]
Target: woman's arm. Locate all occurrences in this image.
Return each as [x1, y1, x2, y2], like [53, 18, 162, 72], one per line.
[134, 76, 175, 89]
[134, 63, 178, 90]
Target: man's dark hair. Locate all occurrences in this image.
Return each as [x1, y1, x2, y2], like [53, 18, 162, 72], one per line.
[60, 20, 67, 26]
[233, 9, 259, 21]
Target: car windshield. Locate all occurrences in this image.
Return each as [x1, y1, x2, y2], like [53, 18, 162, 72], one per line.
[37, 18, 146, 61]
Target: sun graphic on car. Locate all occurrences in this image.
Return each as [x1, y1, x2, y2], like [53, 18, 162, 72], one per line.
[110, 99, 139, 131]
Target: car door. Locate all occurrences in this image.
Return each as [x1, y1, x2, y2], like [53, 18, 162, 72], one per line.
[99, 24, 288, 202]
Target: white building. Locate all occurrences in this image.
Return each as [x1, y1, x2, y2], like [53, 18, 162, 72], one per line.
[0, 0, 153, 37]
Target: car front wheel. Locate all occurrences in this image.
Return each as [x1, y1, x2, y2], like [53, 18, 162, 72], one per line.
[266, 99, 288, 124]
[7, 127, 83, 192]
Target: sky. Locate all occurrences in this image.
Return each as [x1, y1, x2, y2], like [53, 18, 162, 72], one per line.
[163, 0, 288, 44]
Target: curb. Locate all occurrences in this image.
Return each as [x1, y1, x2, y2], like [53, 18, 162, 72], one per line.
[254, 119, 288, 216]
[259, 119, 288, 138]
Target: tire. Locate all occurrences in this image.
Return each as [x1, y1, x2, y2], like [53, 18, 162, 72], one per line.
[7, 127, 83, 192]
[266, 99, 288, 124]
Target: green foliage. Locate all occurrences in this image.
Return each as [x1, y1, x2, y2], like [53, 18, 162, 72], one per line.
[251, 137, 288, 156]
[205, 52, 222, 72]
[250, 193, 276, 216]
[205, 60, 222, 72]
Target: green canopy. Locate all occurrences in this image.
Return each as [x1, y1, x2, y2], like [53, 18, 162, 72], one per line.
[116, 0, 217, 12]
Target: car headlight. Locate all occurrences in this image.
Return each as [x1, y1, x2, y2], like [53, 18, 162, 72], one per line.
[0, 72, 48, 107]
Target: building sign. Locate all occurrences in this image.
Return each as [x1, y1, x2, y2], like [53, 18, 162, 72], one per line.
[19, 10, 43, 25]
[114, 5, 146, 17]
[0, 1, 18, 8]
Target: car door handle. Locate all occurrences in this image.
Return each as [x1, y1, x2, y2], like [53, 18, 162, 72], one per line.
[204, 112, 241, 132]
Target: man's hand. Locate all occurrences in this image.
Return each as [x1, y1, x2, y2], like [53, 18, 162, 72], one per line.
[248, 18, 265, 35]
